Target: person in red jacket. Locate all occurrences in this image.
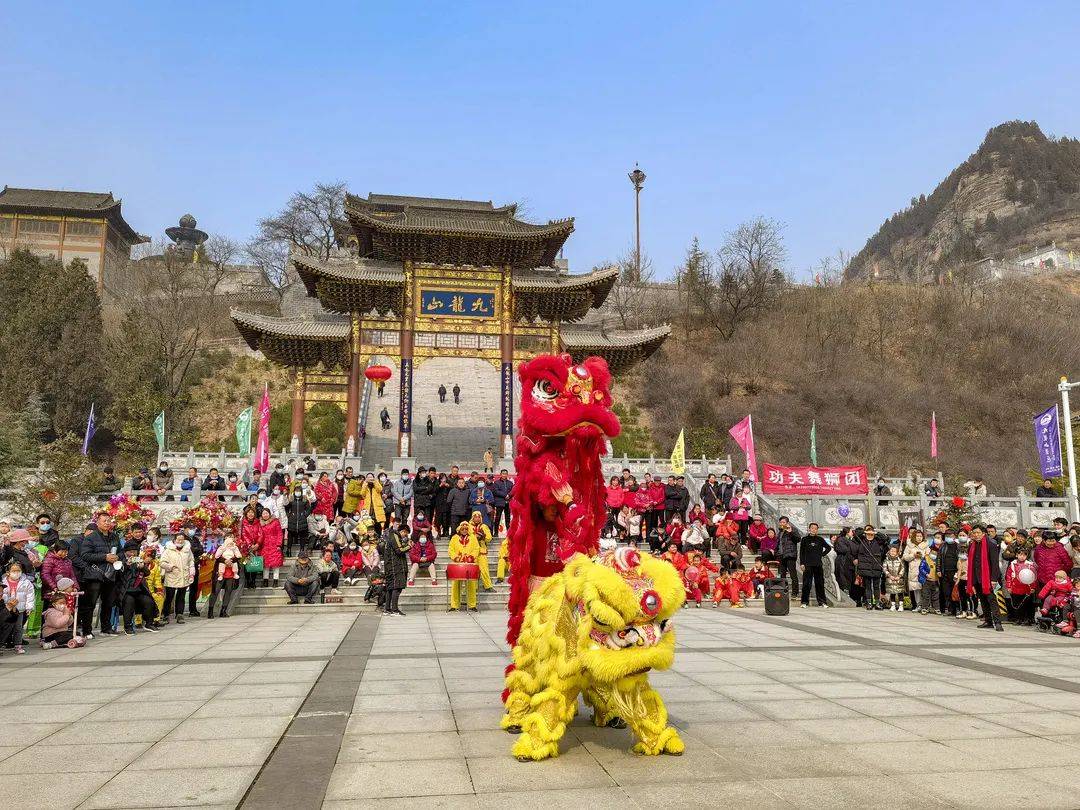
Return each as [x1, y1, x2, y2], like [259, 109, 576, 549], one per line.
[747, 515, 769, 553]
[408, 532, 438, 586]
[732, 564, 754, 601]
[1038, 570, 1073, 616]
[257, 507, 285, 589]
[605, 477, 624, 534]
[649, 476, 666, 533]
[238, 507, 263, 588]
[1004, 551, 1038, 625]
[341, 542, 363, 585]
[660, 542, 687, 572]
[1034, 534, 1073, 589]
[684, 550, 717, 598]
[748, 557, 772, 597]
[682, 561, 705, 607]
[711, 570, 743, 607]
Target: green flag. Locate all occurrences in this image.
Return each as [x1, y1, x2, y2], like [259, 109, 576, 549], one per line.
[809, 420, 817, 465]
[236, 406, 254, 454]
[152, 411, 165, 450]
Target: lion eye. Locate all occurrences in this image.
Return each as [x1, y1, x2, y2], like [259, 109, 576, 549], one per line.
[532, 379, 559, 401]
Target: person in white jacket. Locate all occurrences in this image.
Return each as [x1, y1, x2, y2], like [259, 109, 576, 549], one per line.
[3, 561, 36, 653]
[158, 536, 196, 625]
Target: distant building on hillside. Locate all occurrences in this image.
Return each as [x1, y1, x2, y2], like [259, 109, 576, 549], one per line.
[0, 186, 148, 295]
[972, 241, 1080, 281]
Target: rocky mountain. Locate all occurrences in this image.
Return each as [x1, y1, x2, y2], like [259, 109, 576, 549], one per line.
[846, 120, 1080, 282]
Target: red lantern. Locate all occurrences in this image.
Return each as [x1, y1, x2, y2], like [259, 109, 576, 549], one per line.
[364, 364, 392, 383]
[951, 495, 966, 509]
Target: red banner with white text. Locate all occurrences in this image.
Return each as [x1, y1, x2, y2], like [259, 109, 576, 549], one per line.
[761, 464, 869, 495]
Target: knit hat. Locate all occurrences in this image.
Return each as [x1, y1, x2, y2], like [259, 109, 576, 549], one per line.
[56, 577, 75, 591]
[7, 528, 32, 544]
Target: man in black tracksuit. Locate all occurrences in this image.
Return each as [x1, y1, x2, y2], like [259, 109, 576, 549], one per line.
[777, 517, 802, 596]
[799, 523, 831, 607]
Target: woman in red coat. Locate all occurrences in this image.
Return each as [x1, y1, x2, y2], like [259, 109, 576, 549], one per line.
[258, 507, 285, 588]
[605, 477, 624, 534]
[313, 472, 338, 521]
[239, 507, 263, 588]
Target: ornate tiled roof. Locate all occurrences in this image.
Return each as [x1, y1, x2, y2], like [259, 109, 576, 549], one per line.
[560, 324, 670, 371]
[343, 192, 573, 267]
[291, 251, 405, 315]
[230, 308, 350, 369]
[513, 266, 618, 322]
[0, 186, 147, 244]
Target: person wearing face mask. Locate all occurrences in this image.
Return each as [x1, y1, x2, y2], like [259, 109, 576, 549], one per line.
[208, 535, 242, 618]
[313, 472, 338, 522]
[42, 539, 78, 595]
[159, 534, 194, 625]
[407, 521, 438, 587]
[267, 463, 288, 494]
[285, 484, 314, 556]
[938, 531, 960, 617]
[341, 541, 362, 585]
[73, 515, 121, 638]
[333, 470, 347, 516]
[34, 513, 59, 550]
[356, 474, 387, 534]
[390, 469, 413, 526]
[181, 522, 205, 617]
[2, 560, 35, 653]
[314, 545, 341, 595]
[380, 524, 412, 616]
[256, 507, 285, 588]
[154, 462, 174, 499]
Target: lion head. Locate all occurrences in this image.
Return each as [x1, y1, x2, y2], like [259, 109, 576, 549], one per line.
[563, 548, 684, 683]
[517, 354, 620, 442]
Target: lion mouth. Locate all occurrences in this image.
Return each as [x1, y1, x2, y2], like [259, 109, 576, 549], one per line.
[589, 619, 671, 650]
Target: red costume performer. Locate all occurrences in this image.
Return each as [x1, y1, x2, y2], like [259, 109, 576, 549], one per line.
[505, 354, 621, 646]
[711, 572, 743, 606]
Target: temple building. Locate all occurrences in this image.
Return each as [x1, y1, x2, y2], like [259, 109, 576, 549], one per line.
[231, 192, 669, 467]
[0, 186, 147, 296]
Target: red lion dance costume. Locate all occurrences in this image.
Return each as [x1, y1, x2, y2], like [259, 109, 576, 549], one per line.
[505, 354, 621, 647]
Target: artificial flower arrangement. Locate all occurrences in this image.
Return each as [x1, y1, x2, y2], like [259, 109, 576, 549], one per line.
[97, 493, 157, 533]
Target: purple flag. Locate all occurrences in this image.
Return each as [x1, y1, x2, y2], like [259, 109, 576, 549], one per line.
[1034, 404, 1063, 478]
[81, 403, 96, 456]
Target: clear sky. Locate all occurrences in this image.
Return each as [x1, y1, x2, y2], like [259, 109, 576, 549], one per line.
[5, 1, 1080, 279]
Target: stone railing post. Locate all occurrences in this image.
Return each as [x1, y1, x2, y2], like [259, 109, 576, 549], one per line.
[918, 492, 930, 525]
[186, 447, 195, 469]
[810, 495, 821, 527]
[1017, 486, 1029, 527]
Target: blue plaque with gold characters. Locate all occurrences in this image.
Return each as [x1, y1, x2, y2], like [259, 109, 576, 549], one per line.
[420, 290, 495, 318]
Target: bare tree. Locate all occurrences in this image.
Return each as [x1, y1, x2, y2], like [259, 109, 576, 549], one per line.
[601, 250, 668, 329]
[247, 181, 346, 291]
[692, 218, 788, 340]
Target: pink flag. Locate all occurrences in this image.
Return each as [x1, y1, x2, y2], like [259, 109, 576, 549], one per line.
[728, 414, 758, 481]
[930, 411, 938, 459]
[254, 384, 271, 473]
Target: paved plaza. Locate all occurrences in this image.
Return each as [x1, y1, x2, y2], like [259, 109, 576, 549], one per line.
[7, 607, 1080, 809]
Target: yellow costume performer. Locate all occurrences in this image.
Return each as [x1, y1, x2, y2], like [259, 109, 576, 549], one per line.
[502, 547, 685, 761]
[449, 522, 479, 610]
[496, 536, 510, 582]
[469, 511, 493, 590]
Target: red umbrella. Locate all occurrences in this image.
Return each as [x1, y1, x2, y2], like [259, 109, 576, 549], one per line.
[364, 364, 392, 383]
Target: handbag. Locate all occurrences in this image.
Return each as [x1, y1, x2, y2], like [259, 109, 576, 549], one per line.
[244, 555, 265, 574]
[951, 581, 960, 602]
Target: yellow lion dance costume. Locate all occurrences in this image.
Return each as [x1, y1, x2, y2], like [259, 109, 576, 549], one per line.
[501, 547, 685, 761]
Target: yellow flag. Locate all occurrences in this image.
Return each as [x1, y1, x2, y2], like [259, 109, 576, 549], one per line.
[670, 429, 686, 475]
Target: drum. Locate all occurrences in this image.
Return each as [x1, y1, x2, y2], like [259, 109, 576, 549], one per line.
[446, 562, 480, 580]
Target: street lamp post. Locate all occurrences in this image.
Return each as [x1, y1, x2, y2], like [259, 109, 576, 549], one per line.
[628, 164, 646, 283]
[1060, 376, 1080, 521]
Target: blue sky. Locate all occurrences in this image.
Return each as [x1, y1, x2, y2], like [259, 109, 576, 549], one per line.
[5, 2, 1080, 279]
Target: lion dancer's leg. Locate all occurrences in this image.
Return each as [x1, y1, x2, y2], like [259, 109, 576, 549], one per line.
[582, 685, 626, 729]
[509, 677, 582, 761]
[618, 673, 684, 756]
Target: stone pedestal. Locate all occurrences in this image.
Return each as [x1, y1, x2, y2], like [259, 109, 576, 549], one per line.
[391, 456, 417, 474]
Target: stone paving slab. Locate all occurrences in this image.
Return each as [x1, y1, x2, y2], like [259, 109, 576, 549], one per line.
[8, 597, 1080, 808]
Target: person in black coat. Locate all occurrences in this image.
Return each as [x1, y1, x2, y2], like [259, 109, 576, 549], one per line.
[490, 471, 514, 537]
[967, 525, 1003, 630]
[938, 532, 960, 616]
[285, 488, 313, 555]
[674, 476, 691, 519]
[717, 475, 736, 513]
[380, 524, 412, 616]
[438, 384, 447, 403]
[446, 478, 471, 532]
[117, 542, 160, 633]
[699, 475, 722, 511]
[855, 526, 888, 609]
[413, 467, 436, 514]
[832, 527, 858, 598]
[432, 474, 451, 534]
[776, 517, 802, 596]
[798, 523, 832, 607]
[33, 513, 60, 550]
[73, 514, 121, 637]
[663, 477, 681, 523]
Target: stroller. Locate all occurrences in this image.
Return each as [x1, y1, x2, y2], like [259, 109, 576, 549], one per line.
[1035, 599, 1074, 635]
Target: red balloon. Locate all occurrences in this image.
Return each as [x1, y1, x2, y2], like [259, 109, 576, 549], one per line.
[364, 364, 392, 383]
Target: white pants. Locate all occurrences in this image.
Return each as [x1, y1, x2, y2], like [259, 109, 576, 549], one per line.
[409, 562, 438, 582]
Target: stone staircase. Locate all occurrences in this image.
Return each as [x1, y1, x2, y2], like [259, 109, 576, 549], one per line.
[358, 355, 400, 472]
[411, 357, 504, 470]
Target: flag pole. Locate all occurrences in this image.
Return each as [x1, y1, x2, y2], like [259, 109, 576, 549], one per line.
[1061, 378, 1079, 522]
